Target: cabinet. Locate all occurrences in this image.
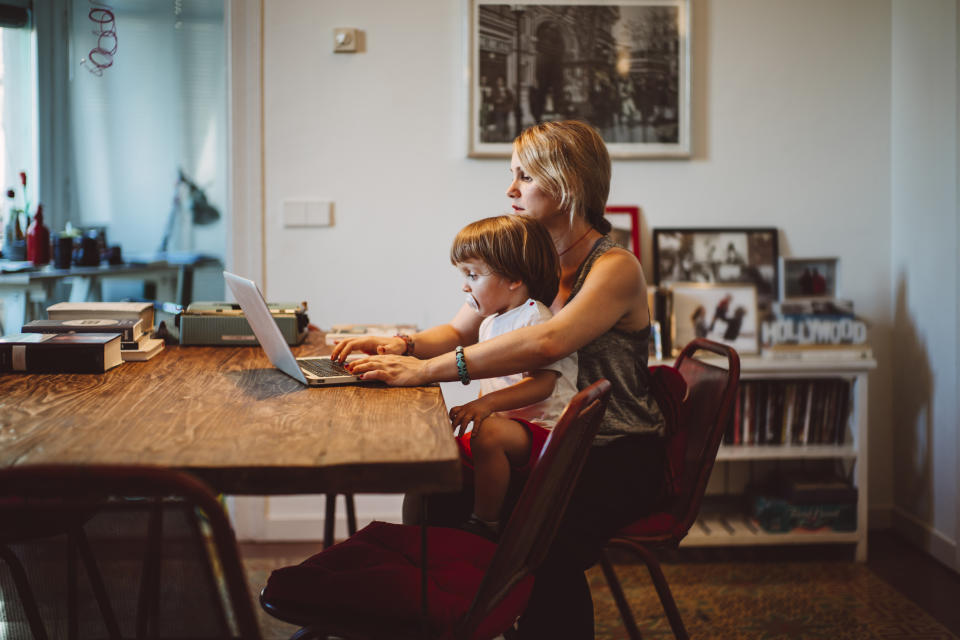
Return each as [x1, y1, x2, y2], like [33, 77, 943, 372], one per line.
[679, 355, 876, 561]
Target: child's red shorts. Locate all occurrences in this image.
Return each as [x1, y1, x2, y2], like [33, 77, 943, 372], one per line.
[456, 418, 551, 475]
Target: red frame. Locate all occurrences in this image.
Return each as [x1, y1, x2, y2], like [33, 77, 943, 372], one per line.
[604, 205, 641, 261]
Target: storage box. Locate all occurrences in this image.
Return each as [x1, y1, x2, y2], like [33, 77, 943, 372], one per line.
[752, 496, 856, 533]
[177, 301, 308, 346]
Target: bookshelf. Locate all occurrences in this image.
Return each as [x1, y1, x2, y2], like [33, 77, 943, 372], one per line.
[677, 354, 876, 561]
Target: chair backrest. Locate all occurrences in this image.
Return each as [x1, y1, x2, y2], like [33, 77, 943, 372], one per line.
[670, 338, 740, 539]
[455, 379, 611, 638]
[0, 465, 261, 639]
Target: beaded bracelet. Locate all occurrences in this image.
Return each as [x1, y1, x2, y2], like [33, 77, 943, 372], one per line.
[455, 345, 470, 385]
[395, 333, 415, 356]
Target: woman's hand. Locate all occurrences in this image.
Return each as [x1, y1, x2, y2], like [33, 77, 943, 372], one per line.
[330, 336, 405, 362]
[449, 398, 494, 433]
[346, 354, 429, 386]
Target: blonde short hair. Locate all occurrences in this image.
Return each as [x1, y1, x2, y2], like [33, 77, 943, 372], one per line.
[450, 215, 559, 306]
[514, 120, 612, 233]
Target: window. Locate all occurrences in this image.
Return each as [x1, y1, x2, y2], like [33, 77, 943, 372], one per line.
[65, 0, 227, 261]
[0, 7, 38, 232]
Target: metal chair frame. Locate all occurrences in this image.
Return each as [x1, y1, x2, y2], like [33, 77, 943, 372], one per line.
[599, 338, 740, 640]
[260, 379, 613, 640]
[0, 465, 262, 639]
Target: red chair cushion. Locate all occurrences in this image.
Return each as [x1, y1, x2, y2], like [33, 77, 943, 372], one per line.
[614, 511, 677, 538]
[649, 365, 689, 497]
[261, 521, 534, 640]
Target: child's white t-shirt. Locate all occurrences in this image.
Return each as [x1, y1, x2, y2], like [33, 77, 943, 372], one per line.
[477, 299, 578, 430]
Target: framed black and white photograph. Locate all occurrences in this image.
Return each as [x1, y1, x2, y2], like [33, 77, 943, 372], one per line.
[605, 205, 641, 259]
[469, 0, 691, 159]
[670, 282, 760, 355]
[653, 227, 779, 311]
[779, 257, 840, 300]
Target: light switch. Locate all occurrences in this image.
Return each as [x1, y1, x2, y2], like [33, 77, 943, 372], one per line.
[333, 28, 358, 53]
[283, 200, 333, 227]
[282, 201, 307, 227]
[306, 201, 333, 227]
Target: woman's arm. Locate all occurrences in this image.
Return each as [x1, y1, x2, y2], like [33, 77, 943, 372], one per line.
[448, 370, 557, 431]
[349, 249, 648, 385]
[331, 303, 483, 360]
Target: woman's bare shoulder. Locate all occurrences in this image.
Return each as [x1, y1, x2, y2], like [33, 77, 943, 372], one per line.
[580, 246, 649, 329]
[587, 246, 646, 287]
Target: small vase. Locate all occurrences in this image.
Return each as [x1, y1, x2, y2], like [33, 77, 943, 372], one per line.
[27, 205, 51, 265]
[3, 212, 26, 260]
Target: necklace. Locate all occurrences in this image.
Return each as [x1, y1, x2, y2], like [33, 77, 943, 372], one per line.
[558, 228, 593, 257]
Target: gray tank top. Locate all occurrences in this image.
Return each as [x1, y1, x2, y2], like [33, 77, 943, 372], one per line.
[568, 236, 666, 443]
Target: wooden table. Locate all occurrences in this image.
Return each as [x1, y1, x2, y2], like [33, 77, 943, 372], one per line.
[0, 331, 461, 497]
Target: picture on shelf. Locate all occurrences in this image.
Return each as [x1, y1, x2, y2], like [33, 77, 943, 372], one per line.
[779, 257, 839, 300]
[670, 282, 760, 355]
[653, 227, 779, 311]
[773, 299, 855, 321]
[604, 205, 641, 259]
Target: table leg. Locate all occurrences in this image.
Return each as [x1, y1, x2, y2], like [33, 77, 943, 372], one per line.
[421, 495, 429, 633]
[0, 289, 27, 334]
[178, 265, 195, 308]
[323, 493, 337, 549]
[69, 276, 94, 302]
[345, 494, 357, 536]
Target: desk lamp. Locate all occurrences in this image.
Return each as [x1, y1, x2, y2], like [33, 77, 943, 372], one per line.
[159, 169, 220, 254]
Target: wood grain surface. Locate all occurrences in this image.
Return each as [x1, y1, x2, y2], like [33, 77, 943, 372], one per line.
[0, 331, 460, 495]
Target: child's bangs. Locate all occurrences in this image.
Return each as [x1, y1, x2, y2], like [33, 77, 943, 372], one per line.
[450, 228, 493, 266]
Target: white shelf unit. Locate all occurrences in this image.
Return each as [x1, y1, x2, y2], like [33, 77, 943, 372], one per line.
[679, 354, 876, 561]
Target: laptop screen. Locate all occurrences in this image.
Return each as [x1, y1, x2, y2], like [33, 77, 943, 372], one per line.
[223, 271, 309, 385]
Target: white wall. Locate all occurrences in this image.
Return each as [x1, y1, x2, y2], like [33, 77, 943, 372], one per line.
[248, 0, 955, 553]
[890, 0, 959, 570]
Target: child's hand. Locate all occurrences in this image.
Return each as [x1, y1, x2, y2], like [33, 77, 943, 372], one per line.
[331, 336, 404, 362]
[449, 398, 494, 433]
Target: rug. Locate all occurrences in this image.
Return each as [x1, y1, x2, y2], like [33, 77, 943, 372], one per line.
[244, 556, 959, 639]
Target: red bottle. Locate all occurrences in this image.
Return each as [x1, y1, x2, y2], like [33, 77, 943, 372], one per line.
[27, 204, 50, 265]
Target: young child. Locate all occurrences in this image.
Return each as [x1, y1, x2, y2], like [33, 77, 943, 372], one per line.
[447, 215, 578, 541]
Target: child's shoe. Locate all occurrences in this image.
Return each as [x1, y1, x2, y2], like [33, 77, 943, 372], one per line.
[459, 514, 499, 543]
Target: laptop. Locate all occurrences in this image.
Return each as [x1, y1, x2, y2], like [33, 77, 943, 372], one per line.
[223, 271, 363, 386]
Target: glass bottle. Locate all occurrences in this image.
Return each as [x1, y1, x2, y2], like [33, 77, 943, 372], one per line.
[27, 204, 50, 265]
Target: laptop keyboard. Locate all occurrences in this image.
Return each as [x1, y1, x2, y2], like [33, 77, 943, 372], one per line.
[299, 358, 354, 378]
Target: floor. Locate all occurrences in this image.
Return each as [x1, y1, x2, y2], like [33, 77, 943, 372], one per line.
[866, 530, 960, 636]
[654, 529, 960, 637]
[240, 529, 960, 638]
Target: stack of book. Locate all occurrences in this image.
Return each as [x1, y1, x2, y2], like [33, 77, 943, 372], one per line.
[725, 378, 851, 446]
[749, 470, 858, 533]
[42, 302, 164, 362]
[0, 332, 123, 373]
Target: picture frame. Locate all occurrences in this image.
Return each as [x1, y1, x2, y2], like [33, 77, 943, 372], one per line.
[604, 205, 641, 259]
[468, 0, 691, 159]
[653, 227, 779, 311]
[670, 282, 760, 355]
[779, 256, 840, 300]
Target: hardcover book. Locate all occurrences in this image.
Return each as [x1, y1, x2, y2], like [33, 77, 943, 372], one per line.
[46, 302, 155, 333]
[0, 333, 123, 373]
[22, 318, 143, 342]
[120, 337, 165, 362]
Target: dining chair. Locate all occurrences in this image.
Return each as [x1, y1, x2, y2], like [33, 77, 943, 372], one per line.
[598, 338, 740, 640]
[0, 465, 261, 639]
[259, 379, 612, 640]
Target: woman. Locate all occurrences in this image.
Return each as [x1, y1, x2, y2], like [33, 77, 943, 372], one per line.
[332, 120, 666, 639]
